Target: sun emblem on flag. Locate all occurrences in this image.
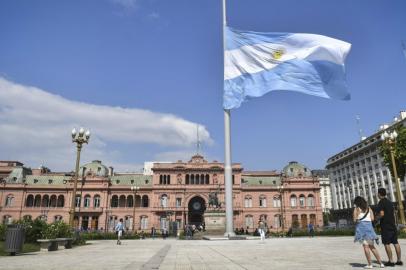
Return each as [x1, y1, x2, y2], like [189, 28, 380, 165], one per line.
[273, 48, 285, 60]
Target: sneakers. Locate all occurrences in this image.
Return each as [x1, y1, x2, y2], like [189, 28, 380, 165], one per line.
[395, 261, 403, 266]
[384, 262, 395, 267]
[379, 263, 385, 268]
[364, 265, 373, 269]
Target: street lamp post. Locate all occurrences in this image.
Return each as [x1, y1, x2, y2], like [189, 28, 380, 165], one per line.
[381, 130, 406, 227]
[277, 185, 285, 233]
[131, 185, 140, 232]
[69, 127, 90, 228]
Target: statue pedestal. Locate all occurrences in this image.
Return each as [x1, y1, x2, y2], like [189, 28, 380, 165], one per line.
[204, 210, 226, 235]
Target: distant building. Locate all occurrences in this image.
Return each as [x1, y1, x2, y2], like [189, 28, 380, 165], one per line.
[326, 111, 406, 211]
[0, 157, 323, 231]
[312, 170, 332, 213]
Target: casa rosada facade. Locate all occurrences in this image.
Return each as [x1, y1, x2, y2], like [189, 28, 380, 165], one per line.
[0, 155, 323, 232]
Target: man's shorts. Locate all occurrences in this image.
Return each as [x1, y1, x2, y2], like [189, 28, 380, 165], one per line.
[381, 229, 398, 245]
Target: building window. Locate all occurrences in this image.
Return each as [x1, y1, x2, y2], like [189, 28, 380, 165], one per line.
[3, 215, 12, 225]
[5, 195, 14, 207]
[186, 174, 190, 185]
[26, 195, 34, 207]
[119, 195, 126, 207]
[54, 215, 63, 222]
[140, 216, 148, 230]
[274, 215, 282, 229]
[160, 194, 168, 208]
[244, 196, 252, 208]
[273, 196, 281, 208]
[57, 195, 65, 207]
[307, 195, 315, 207]
[111, 195, 118, 208]
[259, 195, 267, 207]
[75, 195, 81, 207]
[176, 198, 182, 208]
[299, 195, 305, 207]
[84, 195, 91, 208]
[94, 195, 101, 208]
[290, 195, 297, 208]
[245, 215, 254, 229]
[142, 195, 149, 207]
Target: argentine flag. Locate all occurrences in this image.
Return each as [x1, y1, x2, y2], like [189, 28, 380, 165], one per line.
[224, 27, 351, 109]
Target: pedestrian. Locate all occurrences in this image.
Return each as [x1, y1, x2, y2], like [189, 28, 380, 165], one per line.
[245, 227, 249, 235]
[287, 227, 293, 237]
[307, 223, 315, 238]
[377, 188, 403, 266]
[162, 227, 167, 239]
[151, 226, 156, 239]
[353, 196, 384, 269]
[115, 218, 124, 245]
[258, 220, 266, 242]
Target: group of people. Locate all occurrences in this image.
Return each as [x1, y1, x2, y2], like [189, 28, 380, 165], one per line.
[353, 188, 403, 268]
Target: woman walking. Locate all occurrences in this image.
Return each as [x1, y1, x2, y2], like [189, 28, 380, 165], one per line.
[353, 196, 384, 269]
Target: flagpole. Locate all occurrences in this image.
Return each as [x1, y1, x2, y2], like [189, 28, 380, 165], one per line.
[223, 0, 235, 237]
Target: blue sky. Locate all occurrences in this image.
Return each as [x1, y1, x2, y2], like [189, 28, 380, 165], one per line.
[0, 0, 405, 172]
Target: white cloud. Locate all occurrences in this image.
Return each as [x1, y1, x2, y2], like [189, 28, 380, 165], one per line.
[148, 12, 160, 20]
[0, 78, 213, 171]
[110, 0, 138, 10]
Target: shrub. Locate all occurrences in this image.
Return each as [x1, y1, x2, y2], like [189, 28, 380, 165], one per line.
[0, 224, 6, 241]
[41, 221, 73, 240]
[15, 218, 47, 243]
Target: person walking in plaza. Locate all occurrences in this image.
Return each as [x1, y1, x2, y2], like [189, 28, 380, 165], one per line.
[377, 188, 403, 266]
[115, 218, 124, 245]
[258, 220, 266, 242]
[151, 226, 156, 239]
[307, 223, 315, 238]
[353, 196, 385, 269]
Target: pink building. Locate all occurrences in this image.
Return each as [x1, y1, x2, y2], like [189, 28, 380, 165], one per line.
[0, 157, 322, 232]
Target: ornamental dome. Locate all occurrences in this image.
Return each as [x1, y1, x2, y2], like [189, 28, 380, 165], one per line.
[79, 160, 109, 177]
[282, 161, 312, 178]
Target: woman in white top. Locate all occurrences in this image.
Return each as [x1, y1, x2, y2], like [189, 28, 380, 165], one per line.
[353, 196, 384, 269]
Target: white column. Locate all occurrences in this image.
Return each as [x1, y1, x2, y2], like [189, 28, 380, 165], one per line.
[331, 184, 339, 209]
[341, 182, 348, 208]
[337, 184, 343, 209]
[372, 169, 380, 203]
[386, 169, 396, 202]
[360, 174, 367, 199]
[366, 174, 374, 205]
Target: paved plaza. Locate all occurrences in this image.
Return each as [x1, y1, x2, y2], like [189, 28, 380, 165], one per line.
[1, 237, 405, 270]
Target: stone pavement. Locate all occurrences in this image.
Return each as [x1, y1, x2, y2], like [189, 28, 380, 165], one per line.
[1, 237, 405, 270]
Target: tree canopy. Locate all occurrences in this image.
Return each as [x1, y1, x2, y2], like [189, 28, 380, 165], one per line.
[380, 125, 406, 181]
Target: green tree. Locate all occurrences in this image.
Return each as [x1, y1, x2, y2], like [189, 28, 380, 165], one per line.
[380, 125, 406, 182]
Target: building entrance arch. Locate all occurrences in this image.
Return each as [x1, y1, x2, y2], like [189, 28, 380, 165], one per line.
[188, 196, 206, 226]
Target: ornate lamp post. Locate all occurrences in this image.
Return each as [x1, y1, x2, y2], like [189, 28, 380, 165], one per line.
[69, 127, 90, 227]
[131, 185, 140, 232]
[381, 130, 406, 227]
[277, 185, 285, 233]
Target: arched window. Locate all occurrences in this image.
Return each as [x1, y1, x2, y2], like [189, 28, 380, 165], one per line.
[119, 195, 126, 207]
[140, 216, 148, 230]
[57, 195, 64, 207]
[259, 195, 267, 207]
[142, 195, 149, 207]
[273, 196, 281, 208]
[200, 174, 204, 185]
[301, 214, 308, 229]
[127, 195, 134, 207]
[292, 214, 299, 228]
[93, 195, 101, 208]
[186, 174, 189, 185]
[167, 175, 170, 185]
[26, 195, 34, 207]
[124, 215, 132, 230]
[195, 174, 200, 184]
[2, 215, 12, 225]
[160, 194, 168, 208]
[50, 195, 57, 207]
[163, 175, 166, 185]
[245, 215, 254, 229]
[205, 174, 209, 184]
[310, 214, 316, 225]
[84, 195, 91, 208]
[42, 195, 49, 207]
[274, 215, 282, 229]
[5, 194, 14, 207]
[259, 214, 268, 224]
[159, 175, 163, 185]
[135, 195, 141, 207]
[244, 196, 252, 208]
[307, 195, 315, 208]
[111, 195, 118, 208]
[54, 215, 63, 222]
[23, 215, 32, 221]
[75, 195, 81, 207]
[299, 195, 306, 207]
[34, 195, 41, 207]
[191, 174, 195, 185]
[290, 195, 297, 208]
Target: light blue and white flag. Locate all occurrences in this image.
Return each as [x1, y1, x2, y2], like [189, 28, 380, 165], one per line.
[224, 27, 351, 109]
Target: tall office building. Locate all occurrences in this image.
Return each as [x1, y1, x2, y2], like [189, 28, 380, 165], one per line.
[326, 111, 406, 210]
